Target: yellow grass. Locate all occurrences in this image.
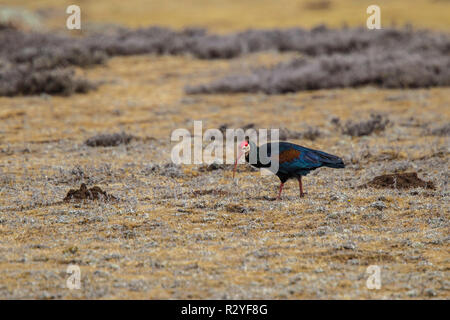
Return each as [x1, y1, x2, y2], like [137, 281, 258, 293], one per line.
[4, 0, 450, 32]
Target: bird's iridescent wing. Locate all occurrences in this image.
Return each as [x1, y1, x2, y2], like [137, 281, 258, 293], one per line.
[270, 142, 344, 173]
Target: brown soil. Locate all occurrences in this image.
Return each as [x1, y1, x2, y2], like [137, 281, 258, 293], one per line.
[363, 172, 435, 190]
[64, 183, 117, 201]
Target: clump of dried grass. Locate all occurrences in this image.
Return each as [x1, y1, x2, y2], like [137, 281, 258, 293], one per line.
[303, 0, 332, 11]
[427, 123, 450, 136]
[278, 126, 322, 141]
[0, 67, 94, 96]
[85, 132, 133, 147]
[341, 114, 390, 137]
[142, 163, 184, 178]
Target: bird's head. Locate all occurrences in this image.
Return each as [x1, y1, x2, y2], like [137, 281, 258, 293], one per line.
[233, 140, 252, 178]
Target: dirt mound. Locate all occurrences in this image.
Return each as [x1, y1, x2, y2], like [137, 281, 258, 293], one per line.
[362, 172, 435, 190]
[64, 183, 117, 201]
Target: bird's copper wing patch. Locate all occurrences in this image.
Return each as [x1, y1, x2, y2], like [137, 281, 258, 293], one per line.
[275, 149, 301, 163]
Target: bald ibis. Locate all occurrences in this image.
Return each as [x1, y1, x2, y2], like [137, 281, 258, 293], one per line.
[233, 140, 345, 199]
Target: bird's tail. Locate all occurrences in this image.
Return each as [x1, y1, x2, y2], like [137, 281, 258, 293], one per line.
[325, 161, 345, 169]
[315, 150, 345, 169]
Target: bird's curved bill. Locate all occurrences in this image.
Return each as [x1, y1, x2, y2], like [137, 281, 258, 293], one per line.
[233, 150, 244, 179]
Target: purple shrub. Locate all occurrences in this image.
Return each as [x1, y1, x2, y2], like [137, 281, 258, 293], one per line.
[1, 25, 449, 96]
[0, 66, 94, 96]
[185, 27, 450, 93]
[186, 47, 450, 94]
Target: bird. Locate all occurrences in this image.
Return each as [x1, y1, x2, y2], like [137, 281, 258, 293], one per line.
[233, 139, 345, 200]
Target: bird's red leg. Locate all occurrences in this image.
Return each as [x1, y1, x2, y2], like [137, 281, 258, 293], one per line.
[298, 177, 305, 198]
[277, 183, 284, 200]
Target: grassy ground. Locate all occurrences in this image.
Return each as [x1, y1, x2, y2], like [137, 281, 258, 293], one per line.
[5, 0, 450, 32]
[0, 1, 449, 299]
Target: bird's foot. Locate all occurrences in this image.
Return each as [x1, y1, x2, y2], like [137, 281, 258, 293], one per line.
[299, 192, 306, 198]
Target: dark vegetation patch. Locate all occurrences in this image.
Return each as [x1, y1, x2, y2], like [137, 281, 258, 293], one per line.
[303, 0, 332, 11]
[225, 203, 254, 213]
[0, 21, 20, 31]
[143, 163, 183, 178]
[337, 114, 389, 137]
[327, 250, 396, 265]
[301, 127, 322, 141]
[358, 150, 406, 164]
[218, 123, 321, 141]
[0, 28, 101, 96]
[361, 172, 435, 190]
[186, 48, 450, 94]
[218, 123, 255, 135]
[427, 123, 450, 136]
[85, 132, 133, 147]
[192, 189, 230, 197]
[64, 183, 117, 202]
[186, 26, 449, 60]
[198, 162, 257, 174]
[278, 126, 322, 140]
[186, 28, 450, 94]
[198, 162, 230, 172]
[0, 68, 94, 96]
[2, 26, 449, 96]
[0, 26, 204, 96]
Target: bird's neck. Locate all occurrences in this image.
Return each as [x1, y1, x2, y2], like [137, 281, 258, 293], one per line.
[245, 147, 271, 168]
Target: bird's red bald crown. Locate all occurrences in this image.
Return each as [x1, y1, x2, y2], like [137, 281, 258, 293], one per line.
[240, 141, 249, 148]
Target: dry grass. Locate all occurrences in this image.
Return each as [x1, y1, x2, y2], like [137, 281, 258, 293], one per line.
[4, 0, 450, 32]
[0, 0, 449, 299]
[0, 53, 449, 299]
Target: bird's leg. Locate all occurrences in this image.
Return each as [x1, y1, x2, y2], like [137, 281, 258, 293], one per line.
[277, 183, 284, 200]
[298, 177, 305, 198]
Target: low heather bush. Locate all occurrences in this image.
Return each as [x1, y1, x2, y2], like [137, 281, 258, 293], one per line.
[85, 132, 134, 147]
[0, 66, 94, 96]
[341, 114, 390, 137]
[186, 47, 450, 94]
[186, 27, 449, 93]
[428, 123, 450, 136]
[1, 25, 449, 96]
